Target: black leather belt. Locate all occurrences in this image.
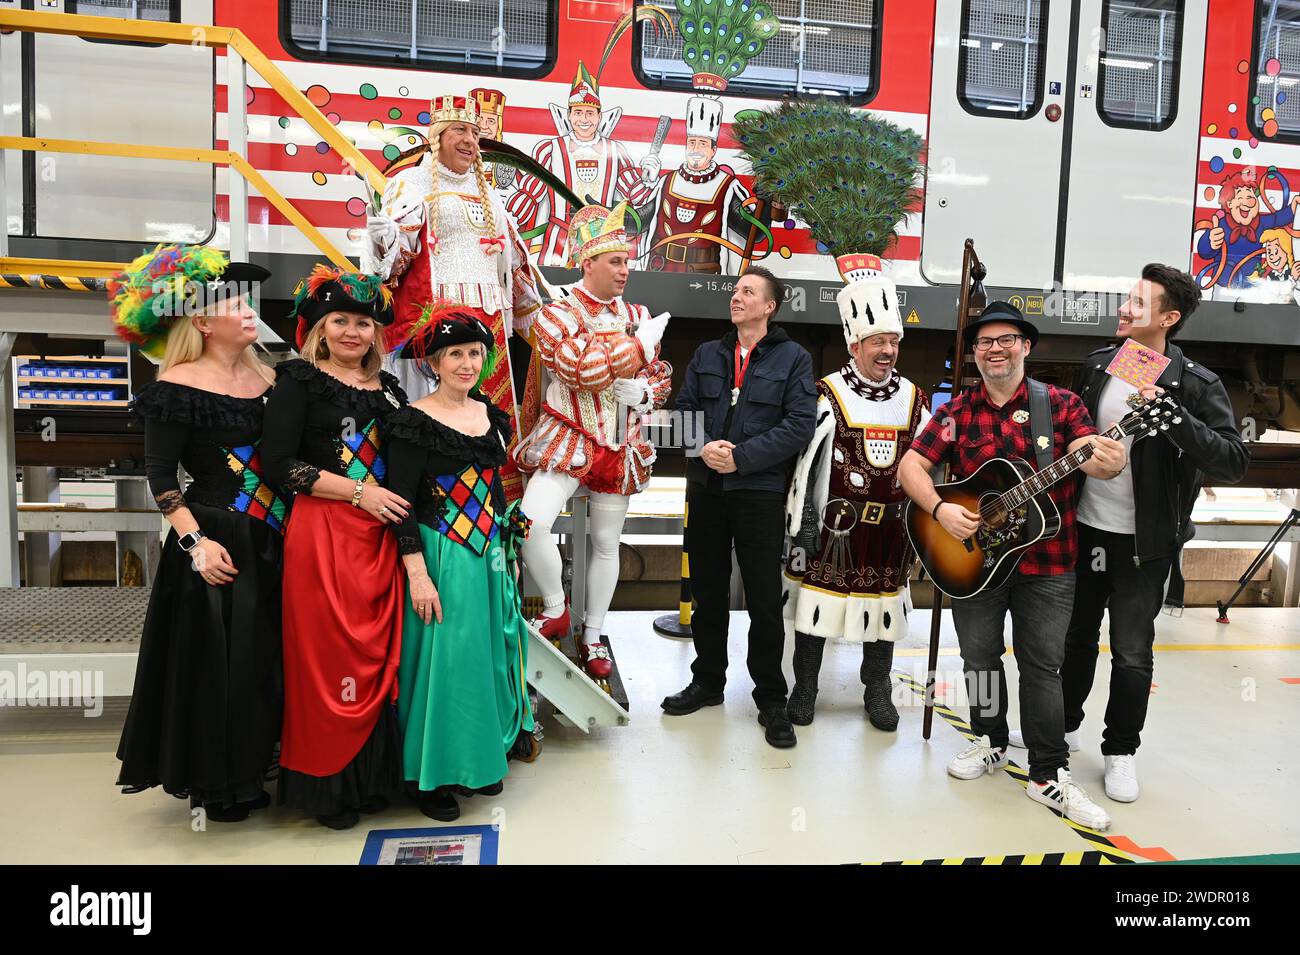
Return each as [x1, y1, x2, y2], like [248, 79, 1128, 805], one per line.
[856, 501, 906, 525]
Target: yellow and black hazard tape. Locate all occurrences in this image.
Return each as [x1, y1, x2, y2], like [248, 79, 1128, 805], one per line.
[867, 850, 1123, 865]
[0, 273, 107, 292]
[889, 670, 1138, 865]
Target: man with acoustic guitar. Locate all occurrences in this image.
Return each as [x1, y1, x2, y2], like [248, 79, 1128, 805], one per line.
[1007, 265, 1247, 805]
[898, 302, 1127, 832]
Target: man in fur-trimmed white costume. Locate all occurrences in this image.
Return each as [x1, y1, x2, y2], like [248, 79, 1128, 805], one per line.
[782, 257, 930, 730]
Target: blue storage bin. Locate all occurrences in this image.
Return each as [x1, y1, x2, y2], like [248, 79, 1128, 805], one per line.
[18, 388, 32, 400]
[58, 388, 74, 400]
[70, 367, 86, 378]
[99, 389, 116, 400]
[18, 365, 31, 377]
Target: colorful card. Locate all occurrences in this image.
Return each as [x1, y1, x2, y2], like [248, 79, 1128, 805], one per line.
[1105, 338, 1170, 390]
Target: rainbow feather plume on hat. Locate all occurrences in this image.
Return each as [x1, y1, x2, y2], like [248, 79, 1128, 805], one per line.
[107, 244, 231, 358]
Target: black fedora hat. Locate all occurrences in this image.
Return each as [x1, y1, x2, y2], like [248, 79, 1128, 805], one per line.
[964, 300, 1039, 350]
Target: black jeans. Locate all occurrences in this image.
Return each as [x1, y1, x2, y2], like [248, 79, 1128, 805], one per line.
[950, 570, 1075, 783]
[686, 485, 788, 710]
[1062, 523, 1173, 756]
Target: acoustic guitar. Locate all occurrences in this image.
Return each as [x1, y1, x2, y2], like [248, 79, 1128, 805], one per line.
[905, 392, 1180, 599]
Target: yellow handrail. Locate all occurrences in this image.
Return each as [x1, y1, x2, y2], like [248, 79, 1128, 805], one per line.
[0, 9, 390, 273]
[0, 136, 354, 271]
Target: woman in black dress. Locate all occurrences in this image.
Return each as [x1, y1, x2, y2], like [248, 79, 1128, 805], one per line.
[261, 266, 410, 830]
[113, 244, 286, 823]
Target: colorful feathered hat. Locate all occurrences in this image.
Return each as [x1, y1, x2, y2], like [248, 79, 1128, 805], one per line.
[288, 265, 395, 349]
[107, 244, 269, 358]
[394, 301, 498, 387]
[567, 201, 630, 267]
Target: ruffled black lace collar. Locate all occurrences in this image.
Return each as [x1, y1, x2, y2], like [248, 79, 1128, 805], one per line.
[131, 379, 270, 428]
[278, 358, 407, 414]
[840, 363, 900, 401]
[383, 394, 511, 464]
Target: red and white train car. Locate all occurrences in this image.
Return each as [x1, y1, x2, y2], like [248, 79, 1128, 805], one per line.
[7, 1, 1300, 421]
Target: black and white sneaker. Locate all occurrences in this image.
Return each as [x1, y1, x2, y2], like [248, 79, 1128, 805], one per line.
[1026, 768, 1112, 831]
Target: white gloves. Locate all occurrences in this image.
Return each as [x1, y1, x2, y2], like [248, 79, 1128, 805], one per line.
[367, 215, 397, 251]
[635, 311, 670, 358]
[612, 377, 653, 410]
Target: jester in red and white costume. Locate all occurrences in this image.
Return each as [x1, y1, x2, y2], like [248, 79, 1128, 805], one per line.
[515, 202, 671, 684]
[506, 62, 660, 267]
[366, 92, 540, 501]
[637, 95, 752, 275]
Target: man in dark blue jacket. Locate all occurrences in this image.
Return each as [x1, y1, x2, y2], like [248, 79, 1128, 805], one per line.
[661, 266, 817, 748]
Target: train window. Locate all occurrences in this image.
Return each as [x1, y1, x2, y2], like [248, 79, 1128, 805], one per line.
[958, 0, 1048, 119]
[281, 0, 556, 78]
[634, 0, 882, 104]
[1251, 0, 1300, 144]
[1097, 0, 1182, 131]
[66, 0, 178, 19]
[66, 0, 181, 46]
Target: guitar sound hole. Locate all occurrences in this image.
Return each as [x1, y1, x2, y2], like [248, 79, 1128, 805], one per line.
[978, 495, 1007, 529]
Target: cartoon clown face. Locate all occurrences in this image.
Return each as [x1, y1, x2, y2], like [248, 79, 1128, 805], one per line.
[569, 105, 600, 142]
[1226, 185, 1260, 227]
[684, 136, 717, 172]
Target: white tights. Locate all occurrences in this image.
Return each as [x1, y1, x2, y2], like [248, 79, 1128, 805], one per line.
[520, 470, 630, 644]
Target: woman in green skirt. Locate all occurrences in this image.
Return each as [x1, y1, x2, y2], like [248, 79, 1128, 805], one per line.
[384, 305, 535, 822]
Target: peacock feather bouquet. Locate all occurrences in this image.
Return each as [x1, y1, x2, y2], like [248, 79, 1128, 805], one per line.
[676, 0, 780, 91]
[733, 100, 924, 262]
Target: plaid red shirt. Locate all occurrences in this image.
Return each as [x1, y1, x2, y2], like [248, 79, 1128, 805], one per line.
[910, 377, 1097, 575]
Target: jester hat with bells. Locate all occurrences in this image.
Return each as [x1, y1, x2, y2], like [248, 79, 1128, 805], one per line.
[567, 201, 631, 267]
[108, 244, 269, 358]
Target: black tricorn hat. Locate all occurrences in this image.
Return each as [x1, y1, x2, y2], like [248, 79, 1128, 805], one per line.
[395, 302, 496, 360]
[289, 265, 395, 348]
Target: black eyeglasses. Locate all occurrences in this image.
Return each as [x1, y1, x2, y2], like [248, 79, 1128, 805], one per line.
[972, 334, 1026, 352]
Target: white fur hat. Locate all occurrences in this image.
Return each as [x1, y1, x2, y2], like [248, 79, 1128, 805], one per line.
[836, 274, 904, 346]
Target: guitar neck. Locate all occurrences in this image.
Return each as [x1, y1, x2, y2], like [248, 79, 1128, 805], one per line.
[1000, 422, 1125, 509]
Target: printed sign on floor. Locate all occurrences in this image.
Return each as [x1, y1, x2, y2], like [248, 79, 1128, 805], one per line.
[359, 825, 500, 865]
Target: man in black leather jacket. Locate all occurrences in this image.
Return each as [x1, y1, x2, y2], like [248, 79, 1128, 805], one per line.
[1010, 263, 1248, 804]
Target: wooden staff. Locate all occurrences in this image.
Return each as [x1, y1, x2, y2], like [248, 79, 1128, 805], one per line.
[923, 239, 987, 739]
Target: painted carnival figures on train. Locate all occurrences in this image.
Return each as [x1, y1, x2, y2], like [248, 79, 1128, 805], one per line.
[112, 245, 285, 823]
[514, 202, 672, 685]
[636, 94, 752, 275]
[366, 92, 540, 501]
[507, 62, 660, 267]
[384, 307, 537, 823]
[261, 267, 409, 831]
[783, 270, 930, 730]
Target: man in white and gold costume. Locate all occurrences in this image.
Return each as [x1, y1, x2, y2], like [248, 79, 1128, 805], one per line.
[783, 256, 930, 731]
[515, 202, 671, 685]
[365, 92, 540, 500]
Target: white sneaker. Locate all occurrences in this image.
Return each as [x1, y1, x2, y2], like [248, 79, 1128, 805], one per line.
[947, 735, 1010, 780]
[1104, 754, 1140, 803]
[1008, 728, 1080, 752]
[1026, 768, 1113, 831]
